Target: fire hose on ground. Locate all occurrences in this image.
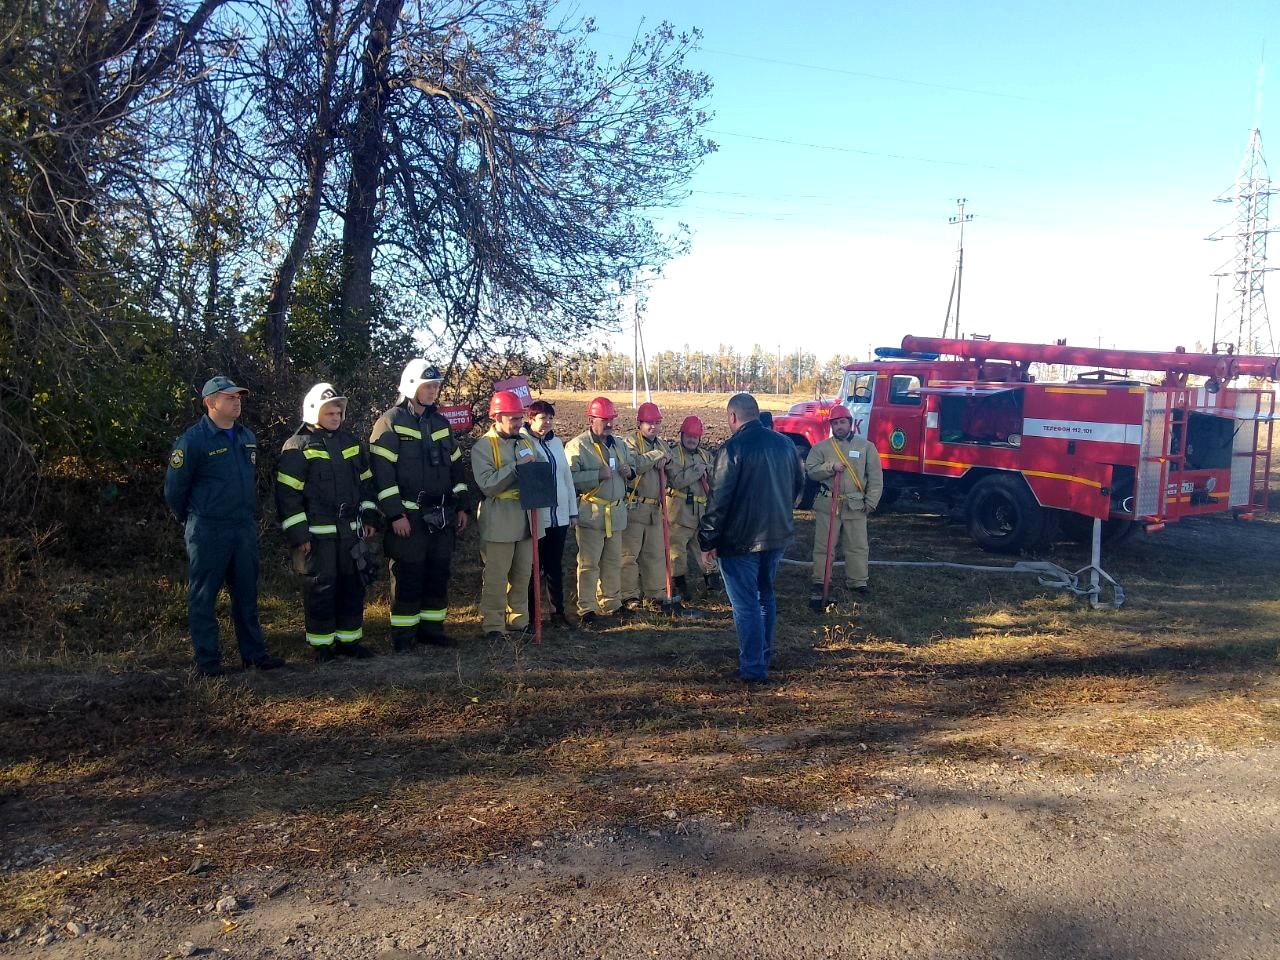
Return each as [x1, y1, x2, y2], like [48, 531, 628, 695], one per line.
[780, 517, 1125, 610]
[781, 555, 1125, 610]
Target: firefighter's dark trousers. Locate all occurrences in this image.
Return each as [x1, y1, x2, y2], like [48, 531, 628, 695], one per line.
[292, 537, 366, 648]
[184, 516, 267, 670]
[529, 523, 570, 616]
[388, 526, 455, 646]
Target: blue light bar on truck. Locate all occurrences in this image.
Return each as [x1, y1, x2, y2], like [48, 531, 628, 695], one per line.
[874, 347, 940, 360]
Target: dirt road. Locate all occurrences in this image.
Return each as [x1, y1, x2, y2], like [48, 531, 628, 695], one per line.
[8, 740, 1277, 959]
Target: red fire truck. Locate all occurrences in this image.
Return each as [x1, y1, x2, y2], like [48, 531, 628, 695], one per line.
[773, 336, 1276, 552]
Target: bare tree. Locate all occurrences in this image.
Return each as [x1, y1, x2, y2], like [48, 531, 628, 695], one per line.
[0, 0, 239, 507]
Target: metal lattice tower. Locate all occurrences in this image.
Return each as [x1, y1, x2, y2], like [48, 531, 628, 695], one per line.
[1209, 127, 1276, 355]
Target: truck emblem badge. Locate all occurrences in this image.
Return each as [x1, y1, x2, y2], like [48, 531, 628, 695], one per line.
[890, 427, 906, 451]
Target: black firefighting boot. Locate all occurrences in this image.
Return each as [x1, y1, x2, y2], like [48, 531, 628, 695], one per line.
[314, 644, 338, 664]
[335, 641, 375, 659]
[809, 584, 826, 613]
[417, 624, 457, 647]
[673, 575, 689, 599]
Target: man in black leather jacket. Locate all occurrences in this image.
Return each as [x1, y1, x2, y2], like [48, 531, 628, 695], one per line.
[699, 393, 804, 683]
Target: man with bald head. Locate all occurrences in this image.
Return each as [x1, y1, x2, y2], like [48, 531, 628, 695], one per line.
[698, 393, 804, 683]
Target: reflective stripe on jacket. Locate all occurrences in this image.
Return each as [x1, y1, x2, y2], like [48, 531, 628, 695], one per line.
[275, 424, 377, 547]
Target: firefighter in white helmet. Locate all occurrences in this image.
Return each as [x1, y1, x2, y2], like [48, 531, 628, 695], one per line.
[805, 404, 883, 610]
[620, 401, 672, 611]
[276, 384, 379, 661]
[368, 360, 470, 651]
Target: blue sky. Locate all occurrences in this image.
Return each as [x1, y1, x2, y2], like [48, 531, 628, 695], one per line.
[577, 0, 1280, 357]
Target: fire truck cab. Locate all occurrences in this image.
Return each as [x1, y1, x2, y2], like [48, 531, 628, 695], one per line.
[773, 336, 1276, 552]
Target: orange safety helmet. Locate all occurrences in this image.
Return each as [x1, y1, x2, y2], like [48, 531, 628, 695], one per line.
[826, 404, 852, 422]
[636, 401, 662, 423]
[588, 396, 618, 419]
[679, 415, 704, 437]
[488, 390, 525, 418]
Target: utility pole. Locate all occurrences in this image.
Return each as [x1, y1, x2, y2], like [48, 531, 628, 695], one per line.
[1209, 126, 1276, 355]
[626, 272, 653, 407]
[942, 198, 974, 340]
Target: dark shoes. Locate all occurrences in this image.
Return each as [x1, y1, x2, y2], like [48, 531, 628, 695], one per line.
[243, 654, 286, 670]
[483, 630, 508, 641]
[392, 637, 417, 654]
[808, 589, 826, 613]
[740, 674, 772, 686]
[548, 612, 572, 630]
[314, 645, 338, 664]
[196, 653, 283, 676]
[579, 611, 613, 630]
[417, 632, 457, 647]
[335, 641, 375, 659]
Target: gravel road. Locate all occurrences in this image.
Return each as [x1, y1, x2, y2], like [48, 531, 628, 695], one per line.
[7, 742, 1278, 959]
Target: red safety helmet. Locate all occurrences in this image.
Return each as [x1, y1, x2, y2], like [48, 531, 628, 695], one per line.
[679, 415, 704, 437]
[488, 390, 524, 418]
[588, 396, 618, 419]
[826, 404, 852, 422]
[636, 401, 662, 423]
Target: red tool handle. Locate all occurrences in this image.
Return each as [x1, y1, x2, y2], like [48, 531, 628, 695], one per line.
[529, 509, 542, 644]
[822, 470, 841, 604]
[659, 463, 674, 601]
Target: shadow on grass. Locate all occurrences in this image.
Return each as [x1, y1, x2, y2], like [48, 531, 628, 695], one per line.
[2, 499, 1280, 918]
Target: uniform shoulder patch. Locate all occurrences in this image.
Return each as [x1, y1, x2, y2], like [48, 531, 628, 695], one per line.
[169, 448, 184, 469]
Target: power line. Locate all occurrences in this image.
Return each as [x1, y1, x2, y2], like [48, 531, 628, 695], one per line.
[704, 47, 1065, 106]
[597, 30, 1065, 107]
[706, 128, 1046, 174]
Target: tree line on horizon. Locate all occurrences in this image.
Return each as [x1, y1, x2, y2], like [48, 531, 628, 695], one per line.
[545, 346, 854, 398]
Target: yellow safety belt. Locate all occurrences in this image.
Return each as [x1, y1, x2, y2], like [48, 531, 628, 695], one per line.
[829, 439, 866, 496]
[581, 439, 621, 537]
[668, 445, 707, 504]
[488, 433, 531, 501]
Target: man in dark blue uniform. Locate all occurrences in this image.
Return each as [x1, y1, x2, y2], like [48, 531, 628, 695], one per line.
[165, 376, 285, 677]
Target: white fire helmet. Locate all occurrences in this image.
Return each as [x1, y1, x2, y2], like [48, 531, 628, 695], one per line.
[397, 359, 443, 401]
[303, 383, 348, 426]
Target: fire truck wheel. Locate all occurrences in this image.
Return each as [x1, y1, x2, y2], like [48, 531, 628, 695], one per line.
[965, 474, 1046, 553]
[798, 477, 819, 510]
[791, 443, 818, 509]
[877, 486, 902, 511]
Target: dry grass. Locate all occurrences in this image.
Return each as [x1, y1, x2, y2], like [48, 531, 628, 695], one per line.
[3, 392, 1280, 923]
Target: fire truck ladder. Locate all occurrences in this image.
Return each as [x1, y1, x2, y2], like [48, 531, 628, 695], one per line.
[1141, 388, 1191, 526]
[1247, 390, 1275, 512]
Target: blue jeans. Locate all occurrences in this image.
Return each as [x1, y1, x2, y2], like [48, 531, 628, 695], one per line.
[718, 549, 783, 681]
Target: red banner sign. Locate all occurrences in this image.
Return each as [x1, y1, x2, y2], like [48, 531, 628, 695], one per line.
[438, 404, 473, 430]
[493, 375, 533, 408]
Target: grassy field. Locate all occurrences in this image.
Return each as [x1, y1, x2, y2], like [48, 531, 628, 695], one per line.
[3, 390, 1279, 923]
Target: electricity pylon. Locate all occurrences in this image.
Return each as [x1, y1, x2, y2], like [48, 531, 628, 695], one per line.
[1209, 127, 1276, 355]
